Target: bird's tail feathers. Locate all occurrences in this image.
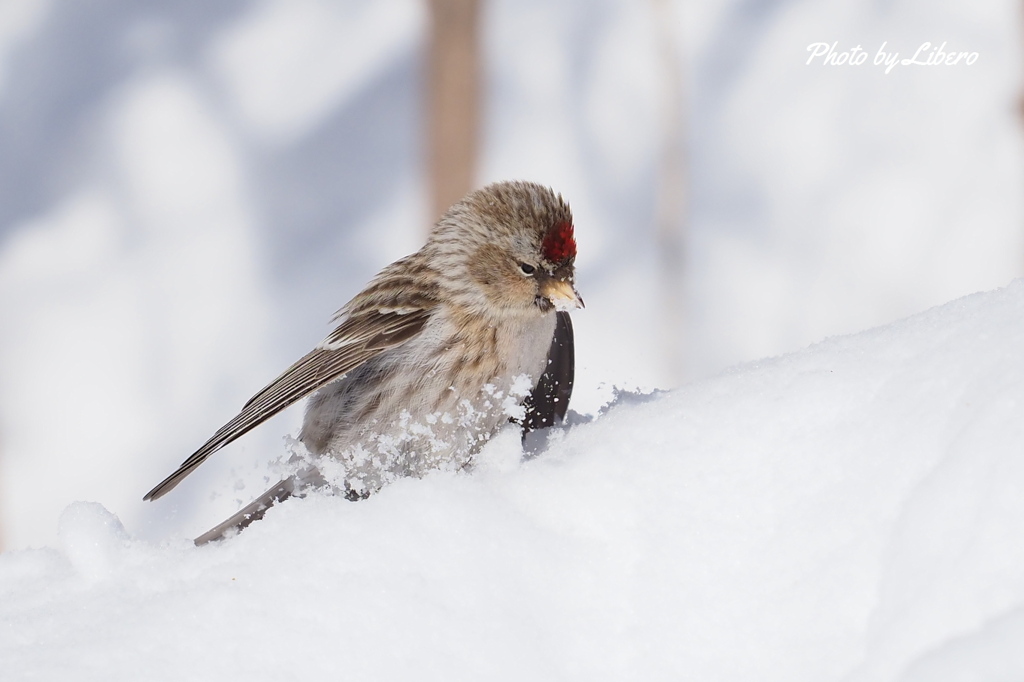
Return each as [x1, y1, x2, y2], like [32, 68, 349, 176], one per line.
[193, 467, 326, 545]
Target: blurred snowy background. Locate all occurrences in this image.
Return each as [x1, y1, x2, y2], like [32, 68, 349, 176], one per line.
[0, 0, 1020, 550]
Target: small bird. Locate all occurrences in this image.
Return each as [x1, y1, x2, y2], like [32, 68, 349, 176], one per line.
[145, 181, 582, 543]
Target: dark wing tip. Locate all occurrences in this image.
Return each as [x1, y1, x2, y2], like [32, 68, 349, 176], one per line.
[143, 446, 215, 500]
[143, 408, 272, 501]
[143, 471, 188, 501]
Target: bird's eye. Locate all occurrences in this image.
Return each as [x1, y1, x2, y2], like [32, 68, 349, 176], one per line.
[519, 263, 536, 275]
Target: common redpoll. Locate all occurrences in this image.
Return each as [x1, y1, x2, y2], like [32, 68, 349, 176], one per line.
[145, 181, 583, 543]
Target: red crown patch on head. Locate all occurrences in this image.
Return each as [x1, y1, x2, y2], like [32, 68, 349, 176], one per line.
[543, 221, 576, 263]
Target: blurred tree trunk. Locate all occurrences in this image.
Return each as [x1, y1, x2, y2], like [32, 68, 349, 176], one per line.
[427, 0, 481, 222]
[653, 0, 688, 386]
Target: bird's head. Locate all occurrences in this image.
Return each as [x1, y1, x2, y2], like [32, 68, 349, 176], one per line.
[428, 181, 584, 317]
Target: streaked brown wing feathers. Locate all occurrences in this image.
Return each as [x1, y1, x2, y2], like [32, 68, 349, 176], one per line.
[143, 308, 431, 501]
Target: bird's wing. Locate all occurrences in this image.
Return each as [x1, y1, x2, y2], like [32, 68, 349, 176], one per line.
[144, 308, 432, 501]
[521, 310, 575, 439]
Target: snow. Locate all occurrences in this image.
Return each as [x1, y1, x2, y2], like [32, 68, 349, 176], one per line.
[2, 0, 1024, 676]
[4, 281, 1024, 680]
[0, 0, 1021, 549]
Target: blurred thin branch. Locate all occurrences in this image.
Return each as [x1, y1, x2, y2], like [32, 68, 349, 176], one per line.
[653, 0, 688, 386]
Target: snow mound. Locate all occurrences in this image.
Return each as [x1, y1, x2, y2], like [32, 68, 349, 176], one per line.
[3, 281, 1024, 681]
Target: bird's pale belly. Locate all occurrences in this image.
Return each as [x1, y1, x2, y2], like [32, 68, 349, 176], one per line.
[301, 311, 556, 495]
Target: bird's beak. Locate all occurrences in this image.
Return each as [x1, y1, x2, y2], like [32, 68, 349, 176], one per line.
[540, 278, 585, 311]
